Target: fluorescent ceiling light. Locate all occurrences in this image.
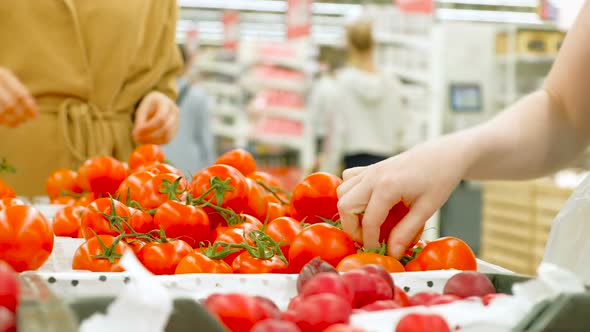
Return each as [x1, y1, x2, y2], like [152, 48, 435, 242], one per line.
[436, 0, 539, 7]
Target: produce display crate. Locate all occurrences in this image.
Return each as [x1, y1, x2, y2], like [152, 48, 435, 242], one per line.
[513, 292, 590, 332]
[480, 180, 574, 276]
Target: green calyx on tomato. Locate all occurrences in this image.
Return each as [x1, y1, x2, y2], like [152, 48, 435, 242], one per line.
[158, 177, 186, 201]
[255, 179, 290, 205]
[97, 197, 132, 234]
[358, 243, 388, 256]
[199, 241, 243, 260]
[208, 229, 288, 265]
[317, 215, 342, 230]
[399, 247, 424, 266]
[0, 158, 16, 174]
[91, 231, 125, 264]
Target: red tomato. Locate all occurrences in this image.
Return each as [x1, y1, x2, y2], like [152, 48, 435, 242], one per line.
[404, 240, 428, 257]
[0, 179, 15, 199]
[127, 207, 156, 234]
[136, 173, 187, 210]
[0, 198, 24, 211]
[116, 171, 155, 204]
[215, 148, 256, 176]
[72, 235, 129, 272]
[393, 286, 410, 307]
[80, 198, 131, 239]
[247, 171, 282, 188]
[190, 165, 248, 228]
[408, 292, 440, 307]
[214, 227, 249, 265]
[428, 294, 460, 306]
[323, 325, 365, 332]
[336, 253, 405, 273]
[293, 293, 352, 332]
[288, 223, 356, 273]
[360, 300, 402, 312]
[300, 273, 353, 304]
[153, 201, 210, 248]
[175, 250, 233, 274]
[75, 156, 127, 197]
[395, 313, 451, 332]
[50, 195, 77, 206]
[128, 144, 165, 170]
[242, 178, 270, 222]
[267, 202, 289, 220]
[290, 172, 341, 224]
[360, 264, 395, 291]
[404, 237, 477, 271]
[0, 261, 18, 312]
[203, 293, 280, 332]
[265, 216, 303, 258]
[0, 205, 54, 272]
[137, 239, 193, 275]
[126, 238, 147, 256]
[45, 168, 81, 199]
[75, 192, 96, 207]
[251, 319, 301, 332]
[135, 161, 184, 177]
[53, 205, 86, 238]
[232, 251, 288, 274]
[342, 270, 393, 308]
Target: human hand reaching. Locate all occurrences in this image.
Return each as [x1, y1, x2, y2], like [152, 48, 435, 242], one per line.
[0, 67, 38, 127]
[133, 91, 179, 145]
[337, 137, 471, 258]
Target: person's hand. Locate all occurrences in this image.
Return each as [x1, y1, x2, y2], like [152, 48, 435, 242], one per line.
[133, 91, 179, 145]
[336, 138, 469, 258]
[0, 67, 38, 127]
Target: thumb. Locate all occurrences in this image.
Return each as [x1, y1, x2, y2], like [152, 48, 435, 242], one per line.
[387, 199, 433, 258]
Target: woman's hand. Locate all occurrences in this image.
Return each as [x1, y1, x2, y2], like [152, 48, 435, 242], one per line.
[337, 136, 473, 258]
[0, 67, 38, 127]
[133, 91, 179, 145]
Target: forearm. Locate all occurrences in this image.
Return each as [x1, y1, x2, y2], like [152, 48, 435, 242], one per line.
[459, 90, 587, 180]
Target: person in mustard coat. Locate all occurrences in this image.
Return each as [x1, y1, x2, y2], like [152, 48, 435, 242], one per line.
[0, 0, 183, 197]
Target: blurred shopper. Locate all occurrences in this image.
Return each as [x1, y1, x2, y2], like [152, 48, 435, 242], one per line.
[0, 1, 182, 196]
[161, 45, 214, 175]
[320, 18, 404, 175]
[337, 1, 590, 276]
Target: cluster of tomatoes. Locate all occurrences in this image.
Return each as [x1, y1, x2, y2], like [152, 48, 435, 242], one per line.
[205, 259, 507, 332]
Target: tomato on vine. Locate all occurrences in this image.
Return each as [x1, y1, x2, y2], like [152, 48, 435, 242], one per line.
[215, 148, 257, 176]
[72, 234, 129, 272]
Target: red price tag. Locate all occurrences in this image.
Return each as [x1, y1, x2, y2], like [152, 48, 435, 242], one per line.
[286, 0, 312, 40]
[397, 0, 434, 14]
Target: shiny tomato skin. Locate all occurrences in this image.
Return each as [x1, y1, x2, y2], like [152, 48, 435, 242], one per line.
[404, 237, 477, 271]
[53, 205, 86, 238]
[126, 238, 147, 256]
[0, 205, 54, 272]
[75, 192, 96, 207]
[175, 250, 233, 274]
[394, 286, 410, 307]
[153, 201, 210, 248]
[251, 319, 301, 332]
[143, 162, 184, 177]
[0, 261, 19, 313]
[0, 179, 15, 199]
[203, 293, 280, 332]
[266, 202, 289, 220]
[214, 227, 248, 265]
[342, 270, 393, 308]
[337, 253, 405, 273]
[0, 198, 24, 211]
[127, 207, 156, 234]
[395, 313, 451, 332]
[242, 178, 270, 222]
[288, 223, 356, 273]
[137, 240, 193, 275]
[80, 198, 131, 239]
[72, 235, 129, 272]
[50, 195, 76, 206]
[190, 164, 248, 228]
[290, 172, 342, 224]
[215, 148, 256, 176]
[408, 292, 440, 307]
[232, 251, 288, 274]
[136, 173, 187, 210]
[322, 324, 365, 332]
[360, 300, 402, 312]
[293, 293, 352, 332]
[116, 171, 155, 204]
[76, 156, 127, 197]
[265, 216, 303, 258]
[128, 144, 165, 170]
[45, 168, 81, 199]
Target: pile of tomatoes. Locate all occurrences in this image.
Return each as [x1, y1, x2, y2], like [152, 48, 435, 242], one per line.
[0, 144, 478, 277]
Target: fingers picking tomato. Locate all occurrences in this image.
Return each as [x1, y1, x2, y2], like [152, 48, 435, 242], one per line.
[290, 172, 342, 224]
[72, 234, 129, 272]
[337, 253, 405, 273]
[137, 239, 193, 275]
[153, 201, 209, 248]
[175, 250, 233, 274]
[128, 144, 165, 170]
[76, 156, 127, 198]
[288, 223, 356, 273]
[215, 148, 256, 176]
[53, 205, 86, 238]
[407, 237, 476, 271]
[0, 205, 54, 272]
[45, 168, 81, 199]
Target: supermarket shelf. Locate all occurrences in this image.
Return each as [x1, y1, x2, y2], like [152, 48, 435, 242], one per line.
[200, 82, 241, 96]
[241, 76, 307, 94]
[211, 105, 241, 117]
[248, 106, 306, 122]
[390, 68, 430, 84]
[249, 134, 305, 150]
[374, 32, 430, 50]
[213, 124, 240, 139]
[253, 56, 307, 71]
[495, 53, 556, 64]
[198, 61, 241, 76]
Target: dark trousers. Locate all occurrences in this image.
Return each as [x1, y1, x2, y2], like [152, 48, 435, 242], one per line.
[344, 153, 388, 169]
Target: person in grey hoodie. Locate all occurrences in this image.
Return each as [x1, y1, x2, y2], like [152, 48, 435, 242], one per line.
[320, 18, 404, 175]
[161, 45, 215, 176]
